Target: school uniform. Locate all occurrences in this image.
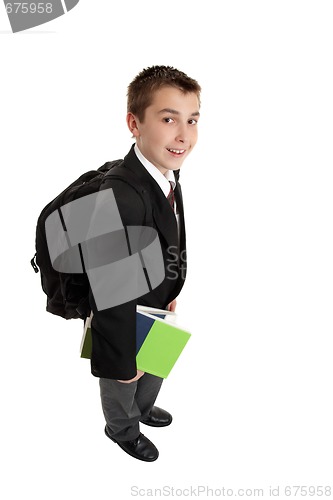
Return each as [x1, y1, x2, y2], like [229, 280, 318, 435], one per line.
[88, 143, 187, 442]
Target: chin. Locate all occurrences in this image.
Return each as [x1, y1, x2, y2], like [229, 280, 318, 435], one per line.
[166, 163, 184, 171]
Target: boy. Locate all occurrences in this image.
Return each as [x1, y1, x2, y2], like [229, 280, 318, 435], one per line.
[89, 66, 201, 461]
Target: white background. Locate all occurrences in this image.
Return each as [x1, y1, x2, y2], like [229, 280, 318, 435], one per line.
[1, 1, 333, 498]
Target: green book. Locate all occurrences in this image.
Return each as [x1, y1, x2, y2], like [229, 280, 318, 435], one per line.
[80, 307, 191, 378]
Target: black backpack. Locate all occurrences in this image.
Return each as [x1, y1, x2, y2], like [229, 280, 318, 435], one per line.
[31, 160, 152, 320]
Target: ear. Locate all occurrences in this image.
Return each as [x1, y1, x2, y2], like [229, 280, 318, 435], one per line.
[126, 112, 140, 138]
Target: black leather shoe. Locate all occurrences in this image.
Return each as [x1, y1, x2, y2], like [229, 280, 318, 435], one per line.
[140, 406, 172, 427]
[104, 427, 159, 462]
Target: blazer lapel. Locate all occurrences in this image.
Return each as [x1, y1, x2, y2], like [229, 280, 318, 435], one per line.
[123, 146, 180, 252]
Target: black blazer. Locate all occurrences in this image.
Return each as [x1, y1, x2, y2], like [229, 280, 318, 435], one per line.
[89, 145, 187, 379]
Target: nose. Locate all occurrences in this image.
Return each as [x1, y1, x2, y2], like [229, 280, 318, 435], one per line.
[175, 123, 188, 144]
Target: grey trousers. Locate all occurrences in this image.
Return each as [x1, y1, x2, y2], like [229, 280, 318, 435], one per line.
[99, 373, 163, 442]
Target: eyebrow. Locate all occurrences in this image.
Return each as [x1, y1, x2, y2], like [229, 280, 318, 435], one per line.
[158, 108, 200, 117]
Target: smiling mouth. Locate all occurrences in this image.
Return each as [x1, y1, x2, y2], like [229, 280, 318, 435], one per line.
[167, 148, 186, 155]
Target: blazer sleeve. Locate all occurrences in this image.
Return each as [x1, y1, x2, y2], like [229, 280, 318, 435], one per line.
[88, 178, 146, 380]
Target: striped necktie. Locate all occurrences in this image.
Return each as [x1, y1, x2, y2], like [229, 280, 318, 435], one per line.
[167, 182, 175, 210]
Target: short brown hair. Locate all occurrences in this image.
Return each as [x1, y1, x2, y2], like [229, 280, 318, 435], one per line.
[127, 65, 201, 122]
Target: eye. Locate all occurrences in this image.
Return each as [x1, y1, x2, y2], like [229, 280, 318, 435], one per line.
[163, 117, 174, 123]
[188, 119, 198, 125]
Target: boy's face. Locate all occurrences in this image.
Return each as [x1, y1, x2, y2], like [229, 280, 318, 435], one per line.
[127, 86, 200, 175]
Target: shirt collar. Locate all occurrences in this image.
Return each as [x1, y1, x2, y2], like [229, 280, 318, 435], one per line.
[134, 143, 176, 198]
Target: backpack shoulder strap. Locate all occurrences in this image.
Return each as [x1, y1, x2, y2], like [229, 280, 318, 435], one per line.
[103, 164, 153, 227]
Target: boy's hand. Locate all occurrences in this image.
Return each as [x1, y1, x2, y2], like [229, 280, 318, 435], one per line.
[167, 299, 177, 312]
[117, 370, 145, 384]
